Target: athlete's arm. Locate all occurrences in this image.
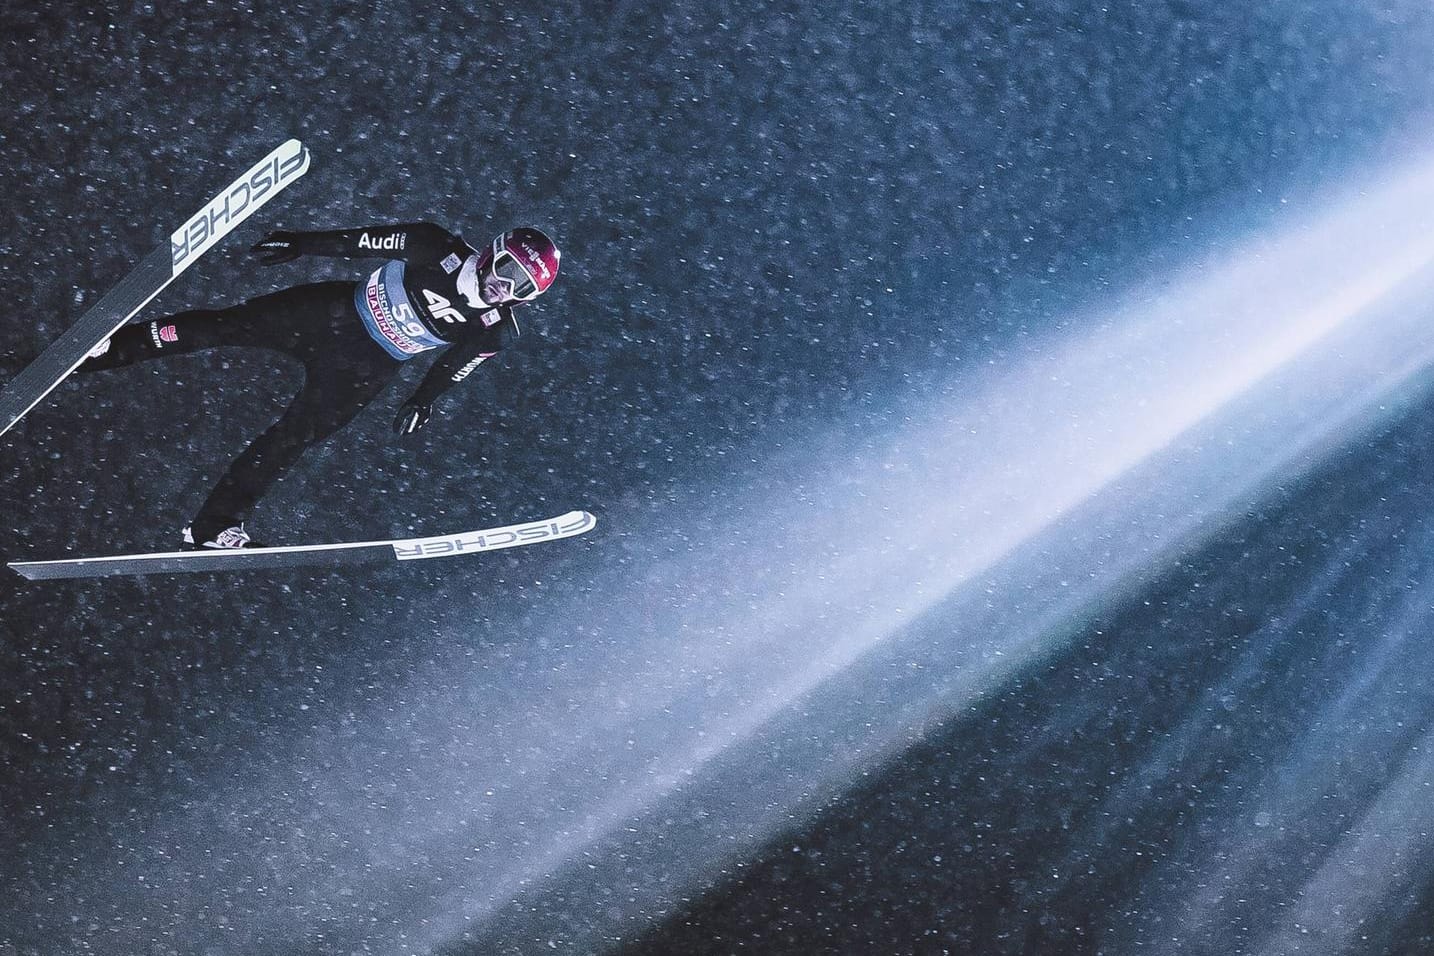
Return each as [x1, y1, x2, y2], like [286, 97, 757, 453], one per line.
[393, 323, 509, 435]
[252, 222, 460, 264]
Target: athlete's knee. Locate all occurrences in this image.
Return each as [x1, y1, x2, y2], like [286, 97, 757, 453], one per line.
[75, 310, 217, 373]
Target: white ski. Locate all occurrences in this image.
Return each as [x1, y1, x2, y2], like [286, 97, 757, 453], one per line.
[7, 510, 596, 580]
[0, 139, 311, 438]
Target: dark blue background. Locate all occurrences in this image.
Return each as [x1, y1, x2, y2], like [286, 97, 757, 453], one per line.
[4, 2, 1434, 953]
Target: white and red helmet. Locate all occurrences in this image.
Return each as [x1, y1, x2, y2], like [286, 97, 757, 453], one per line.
[477, 226, 560, 303]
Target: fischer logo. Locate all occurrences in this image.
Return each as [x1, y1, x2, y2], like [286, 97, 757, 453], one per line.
[359, 232, 406, 252]
[393, 511, 595, 559]
[450, 352, 494, 383]
[171, 140, 309, 272]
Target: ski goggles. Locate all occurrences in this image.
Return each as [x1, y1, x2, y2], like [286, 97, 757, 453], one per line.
[485, 248, 541, 302]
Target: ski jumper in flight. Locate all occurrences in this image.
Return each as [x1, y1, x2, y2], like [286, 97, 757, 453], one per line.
[78, 222, 561, 549]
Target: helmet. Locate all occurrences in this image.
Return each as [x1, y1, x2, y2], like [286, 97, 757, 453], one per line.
[477, 226, 560, 304]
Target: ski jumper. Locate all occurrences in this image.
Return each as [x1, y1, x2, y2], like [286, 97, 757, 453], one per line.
[77, 222, 521, 541]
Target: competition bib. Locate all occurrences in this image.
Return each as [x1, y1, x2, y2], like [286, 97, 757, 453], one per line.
[354, 261, 448, 360]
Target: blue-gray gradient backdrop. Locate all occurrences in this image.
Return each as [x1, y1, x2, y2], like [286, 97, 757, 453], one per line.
[4, 2, 1434, 954]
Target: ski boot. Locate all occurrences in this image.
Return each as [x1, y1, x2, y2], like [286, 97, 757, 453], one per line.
[182, 519, 264, 550]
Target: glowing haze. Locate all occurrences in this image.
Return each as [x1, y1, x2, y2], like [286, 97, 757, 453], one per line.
[421, 149, 1434, 951]
[39, 150, 1434, 955]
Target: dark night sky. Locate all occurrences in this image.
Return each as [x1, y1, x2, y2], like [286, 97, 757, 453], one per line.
[4, 2, 1434, 954]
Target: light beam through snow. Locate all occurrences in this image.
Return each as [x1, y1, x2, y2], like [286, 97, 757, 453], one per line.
[32, 150, 1434, 956]
[418, 150, 1434, 952]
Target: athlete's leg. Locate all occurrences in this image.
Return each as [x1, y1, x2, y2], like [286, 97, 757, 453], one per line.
[75, 307, 238, 372]
[186, 291, 400, 541]
[66, 279, 397, 542]
[187, 367, 395, 541]
[75, 282, 355, 373]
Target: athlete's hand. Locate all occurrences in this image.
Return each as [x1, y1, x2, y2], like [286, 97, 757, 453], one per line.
[393, 400, 433, 436]
[251, 231, 302, 265]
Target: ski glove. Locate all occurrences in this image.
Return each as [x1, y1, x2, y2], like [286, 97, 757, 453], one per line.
[393, 400, 433, 436]
[251, 231, 303, 265]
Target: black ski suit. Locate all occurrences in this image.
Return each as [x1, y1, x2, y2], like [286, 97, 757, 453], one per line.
[77, 222, 522, 542]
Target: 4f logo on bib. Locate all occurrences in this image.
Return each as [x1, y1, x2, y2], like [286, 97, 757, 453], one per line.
[423, 289, 466, 324]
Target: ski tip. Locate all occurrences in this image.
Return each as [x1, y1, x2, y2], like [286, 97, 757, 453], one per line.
[168, 139, 314, 278]
[281, 138, 312, 177]
[561, 510, 599, 535]
[544, 509, 598, 532]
